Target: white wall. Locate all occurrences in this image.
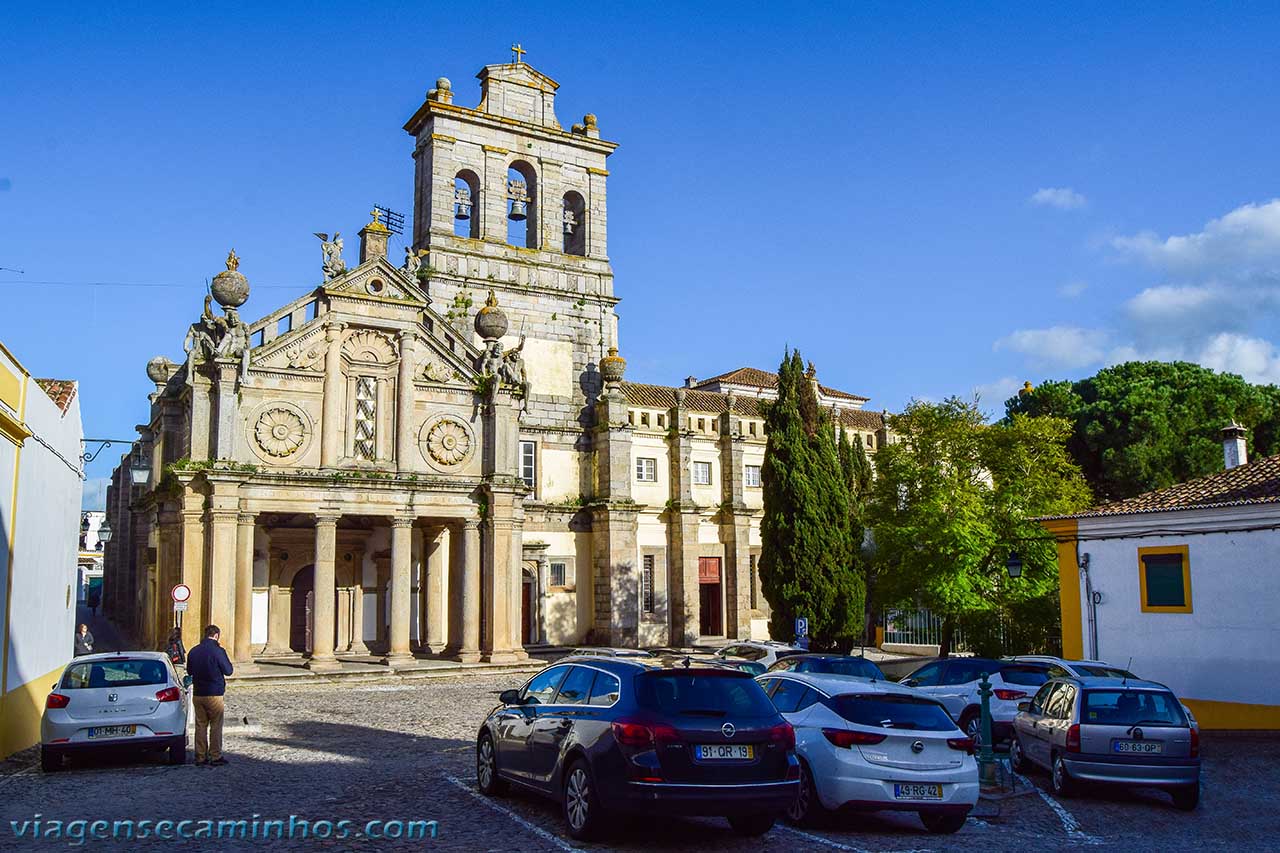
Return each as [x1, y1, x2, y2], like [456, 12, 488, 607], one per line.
[1077, 505, 1280, 707]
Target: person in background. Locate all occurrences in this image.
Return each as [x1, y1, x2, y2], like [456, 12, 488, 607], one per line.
[165, 627, 186, 667]
[73, 624, 94, 657]
[185, 624, 234, 767]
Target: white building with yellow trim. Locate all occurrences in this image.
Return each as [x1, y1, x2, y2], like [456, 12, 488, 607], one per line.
[0, 344, 84, 758]
[1042, 428, 1280, 731]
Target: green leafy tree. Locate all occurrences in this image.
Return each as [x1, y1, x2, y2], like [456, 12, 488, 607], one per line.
[1006, 361, 1280, 502]
[759, 352, 863, 648]
[839, 429, 875, 642]
[867, 398, 1090, 656]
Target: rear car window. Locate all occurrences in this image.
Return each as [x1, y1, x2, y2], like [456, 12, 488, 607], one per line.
[832, 693, 957, 731]
[635, 672, 776, 717]
[587, 671, 621, 706]
[806, 658, 885, 679]
[62, 659, 168, 689]
[1000, 666, 1051, 687]
[1083, 690, 1187, 727]
[1076, 665, 1136, 679]
[553, 666, 595, 705]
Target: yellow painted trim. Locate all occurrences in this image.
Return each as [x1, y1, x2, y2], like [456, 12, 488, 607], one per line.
[0, 408, 31, 447]
[874, 626, 885, 648]
[2, 373, 29, 703]
[1041, 519, 1082, 659]
[0, 340, 31, 378]
[482, 145, 510, 154]
[586, 167, 610, 176]
[1182, 697, 1280, 731]
[0, 662, 66, 758]
[0, 362, 22, 412]
[1138, 544, 1192, 613]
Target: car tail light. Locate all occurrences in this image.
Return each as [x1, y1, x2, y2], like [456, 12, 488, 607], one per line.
[947, 737, 975, 754]
[155, 687, 181, 702]
[650, 722, 680, 745]
[46, 694, 70, 709]
[821, 728, 886, 748]
[611, 720, 655, 747]
[1189, 727, 1199, 758]
[1066, 724, 1081, 754]
[994, 689, 1027, 701]
[769, 722, 796, 750]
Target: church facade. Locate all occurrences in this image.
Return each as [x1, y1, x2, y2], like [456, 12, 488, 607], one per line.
[103, 57, 888, 666]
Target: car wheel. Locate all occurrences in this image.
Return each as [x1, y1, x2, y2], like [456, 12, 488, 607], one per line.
[1171, 783, 1200, 811]
[1009, 734, 1028, 774]
[727, 814, 777, 836]
[920, 811, 968, 834]
[785, 759, 828, 826]
[960, 709, 982, 745]
[476, 733, 507, 796]
[563, 759, 608, 841]
[40, 746, 62, 773]
[1051, 754, 1075, 797]
[168, 737, 186, 766]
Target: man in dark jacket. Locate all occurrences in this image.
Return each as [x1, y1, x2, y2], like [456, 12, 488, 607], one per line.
[186, 624, 234, 766]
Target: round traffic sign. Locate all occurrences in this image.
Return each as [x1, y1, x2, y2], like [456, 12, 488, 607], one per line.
[171, 583, 191, 603]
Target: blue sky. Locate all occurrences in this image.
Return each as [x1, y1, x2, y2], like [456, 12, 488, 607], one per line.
[3, 2, 1279, 509]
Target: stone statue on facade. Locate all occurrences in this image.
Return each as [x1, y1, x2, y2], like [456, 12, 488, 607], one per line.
[402, 246, 427, 277]
[182, 250, 255, 386]
[500, 334, 529, 410]
[183, 295, 220, 364]
[478, 340, 504, 379]
[315, 232, 346, 281]
[216, 308, 253, 385]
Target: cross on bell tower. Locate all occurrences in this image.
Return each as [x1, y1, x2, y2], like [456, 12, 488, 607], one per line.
[510, 43, 526, 64]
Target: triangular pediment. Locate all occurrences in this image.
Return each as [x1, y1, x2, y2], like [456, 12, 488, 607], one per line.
[478, 62, 559, 93]
[325, 256, 427, 305]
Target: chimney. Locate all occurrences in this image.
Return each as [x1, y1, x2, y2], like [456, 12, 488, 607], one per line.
[1222, 422, 1248, 469]
[685, 376, 698, 388]
[358, 208, 391, 263]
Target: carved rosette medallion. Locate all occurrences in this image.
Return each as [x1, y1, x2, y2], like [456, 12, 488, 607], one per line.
[249, 402, 313, 462]
[419, 416, 474, 469]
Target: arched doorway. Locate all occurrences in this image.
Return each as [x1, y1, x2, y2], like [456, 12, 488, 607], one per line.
[521, 564, 537, 645]
[290, 565, 314, 653]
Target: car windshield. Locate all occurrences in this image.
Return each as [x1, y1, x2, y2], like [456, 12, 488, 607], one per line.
[61, 659, 168, 689]
[635, 672, 776, 717]
[831, 693, 956, 731]
[812, 658, 885, 679]
[1083, 690, 1187, 727]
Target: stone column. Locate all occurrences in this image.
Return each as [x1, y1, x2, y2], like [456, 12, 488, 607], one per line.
[177, 479, 207, 650]
[206, 476, 242, 643]
[667, 390, 703, 647]
[155, 504, 182, 640]
[591, 366, 639, 646]
[307, 512, 341, 671]
[385, 516, 415, 667]
[349, 556, 369, 655]
[483, 491, 521, 663]
[396, 331, 417, 472]
[212, 361, 240, 460]
[233, 509, 259, 672]
[424, 526, 446, 653]
[719, 399, 753, 639]
[445, 527, 463, 656]
[320, 323, 346, 468]
[457, 518, 481, 663]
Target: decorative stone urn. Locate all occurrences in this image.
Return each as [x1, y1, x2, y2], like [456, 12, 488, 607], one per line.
[474, 290, 508, 341]
[599, 346, 626, 386]
[211, 249, 249, 308]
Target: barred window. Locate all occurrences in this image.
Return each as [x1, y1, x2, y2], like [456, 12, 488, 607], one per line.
[520, 441, 536, 491]
[550, 561, 569, 587]
[749, 554, 758, 609]
[353, 376, 377, 460]
[641, 554, 656, 613]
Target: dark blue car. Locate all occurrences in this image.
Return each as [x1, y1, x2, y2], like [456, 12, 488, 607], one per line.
[476, 656, 800, 840]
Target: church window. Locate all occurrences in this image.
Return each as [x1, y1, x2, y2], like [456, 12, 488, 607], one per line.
[628, 411, 635, 425]
[692, 461, 712, 486]
[641, 555, 655, 613]
[520, 440, 537, 491]
[353, 377, 377, 460]
[748, 422, 757, 436]
[454, 171, 480, 239]
[506, 162, 538, 248]
[550, 560, 573, 588]
[745, 465, 761, 488]
[636, 457, 657, 482]
[657, 414, 666, 428]
[562, 191, 586, 256]
[697, 417, 705, 431]
[640, 412, 650, 427]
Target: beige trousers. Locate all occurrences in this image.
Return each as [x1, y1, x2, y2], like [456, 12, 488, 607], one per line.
[193, 695, 226, 761]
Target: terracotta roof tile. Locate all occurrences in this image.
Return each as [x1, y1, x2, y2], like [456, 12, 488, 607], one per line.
[34, 378, 77, 414]
[1047, 454, 1280, 519]
[622, 381, 888, 432]
[693, 366, 870, 402]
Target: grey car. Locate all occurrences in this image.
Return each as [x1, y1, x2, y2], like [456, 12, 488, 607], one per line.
[1010, 677, 1200, 810]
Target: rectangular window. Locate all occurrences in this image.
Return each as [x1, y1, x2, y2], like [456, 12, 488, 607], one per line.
[353, 376, 377, 460]
[636, 457, 657, 482]
[520, 441, 537, 491]
[303, 300, 318, 322]
[250, 329, 264, 349]
[692, 461, 712, 485]
[744, 464, 761, 488]
[657, 414, 666, 428]
[640, 412, 650, 427]
[1139, 546, 1192, 613]
[641, 554, 655, 613]
[749, 554, 758, 609]
[550, 561, 569, 588]
[277, 314, 292, 337]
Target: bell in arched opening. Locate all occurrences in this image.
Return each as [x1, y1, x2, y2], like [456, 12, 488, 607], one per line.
[454, 187, 472, 221]
[508, 198, 527, 221]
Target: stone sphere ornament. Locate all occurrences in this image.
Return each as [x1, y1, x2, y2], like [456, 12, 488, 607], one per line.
[211, 248, 250, 308]
[599, 346, 626, 385]
[474, 289, 509, 341]
[146, 356, 176, 384]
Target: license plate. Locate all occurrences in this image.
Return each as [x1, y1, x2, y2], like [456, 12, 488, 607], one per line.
[1114, 740, 1163, 754]
[88, 725, 137, 739]
[894, 783, 943, 800]
[695, 744, 754, 760]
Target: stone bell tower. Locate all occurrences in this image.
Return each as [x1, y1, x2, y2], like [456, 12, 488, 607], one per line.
[403, 51, 619, 431]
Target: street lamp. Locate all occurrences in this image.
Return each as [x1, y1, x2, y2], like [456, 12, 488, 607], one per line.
[97, 518, 113, 544]
[130, 459, 151, 486]
[1005, 551, 1024, 579]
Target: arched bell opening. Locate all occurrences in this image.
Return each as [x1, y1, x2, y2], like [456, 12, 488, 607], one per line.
[562, 191, 586, 256]
[453, 170, 480, 239]
[506, 161, 538, 249]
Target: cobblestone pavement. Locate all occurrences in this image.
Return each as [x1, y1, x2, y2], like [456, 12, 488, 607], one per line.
[1, 676, 1276, 851]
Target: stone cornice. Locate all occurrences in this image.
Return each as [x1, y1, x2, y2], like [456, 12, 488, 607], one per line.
[404, 100, 618, 156]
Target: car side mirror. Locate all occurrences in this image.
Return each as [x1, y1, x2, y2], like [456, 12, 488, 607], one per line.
[498, 689, 522, 706]
[1017, 701, 1031, 713]
[183, 675, 193, 689]
[903, 679, 918, 687]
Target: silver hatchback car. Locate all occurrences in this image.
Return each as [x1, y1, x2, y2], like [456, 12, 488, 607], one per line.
[1010, 677, 1200, 810]
[41, 652, 190, 771]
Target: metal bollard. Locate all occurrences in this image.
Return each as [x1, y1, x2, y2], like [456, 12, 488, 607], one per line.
[977, 671, 997, 786]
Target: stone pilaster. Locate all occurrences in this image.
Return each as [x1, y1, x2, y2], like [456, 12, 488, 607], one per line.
[483, 488, 523, 662]
[307, 511, 342, 671]
[320, 323, 346, 468]
[591, 376, 639, 646]
[719, 400, 752, 639]
[385, 515, 415, 667]
[155, 502, 182, 641]
[396, 331, 417, 471]
[188, 369, 213, 462]
[177, 476, 206, 651]
[424, 525, 447, 653]
[205, 475, 243, 642]
[667, 392, 702, 646]
[212, 360, 240, 460]
[233, 508, 259, 672]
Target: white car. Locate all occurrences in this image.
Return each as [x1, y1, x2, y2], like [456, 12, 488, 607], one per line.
[715, 640, 805, 669]
[757, 671, 978, 834]
[899, 657, 1054, 744]
[41, 652, 190, 771]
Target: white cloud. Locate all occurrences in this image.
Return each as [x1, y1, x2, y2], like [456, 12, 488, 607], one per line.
[974, 376, 1024, 405]
[1111, 199, 1280, 276]
[1030, 187, 1087, 210]
[994, 326, 1108, 370]
[1058, 280, 1089, 298]
[1188, 333, 1280, 384]
[82, 478, 108, 511]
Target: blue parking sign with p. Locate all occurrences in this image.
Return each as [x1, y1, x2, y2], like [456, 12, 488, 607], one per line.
[795, 617, 809, 638]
